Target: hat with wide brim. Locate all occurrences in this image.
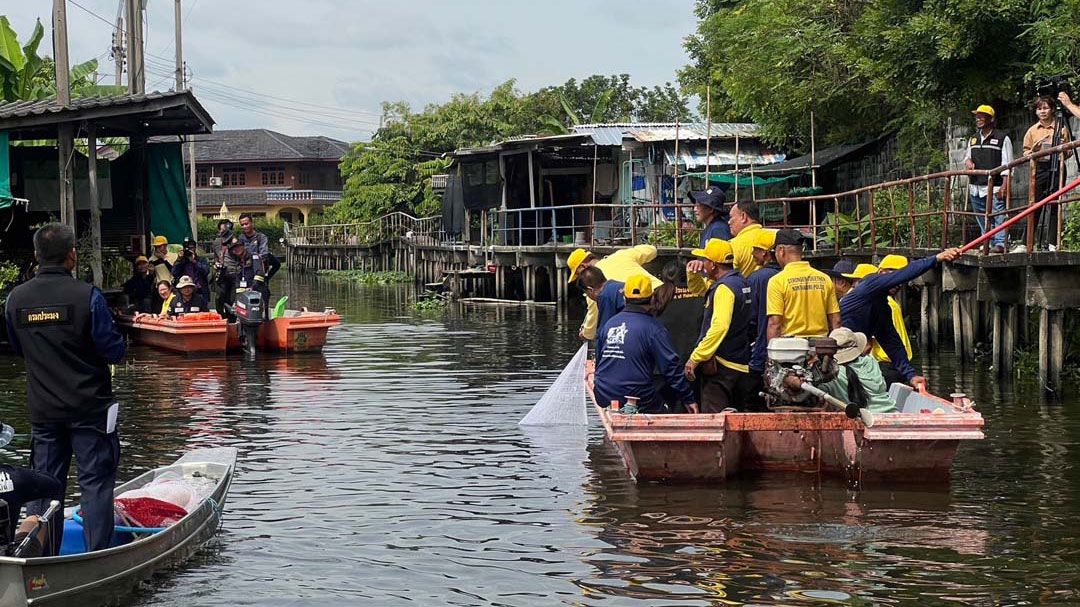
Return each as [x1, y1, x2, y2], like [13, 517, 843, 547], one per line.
[176, 275, 197, 289]
[830, 328, 868, 364]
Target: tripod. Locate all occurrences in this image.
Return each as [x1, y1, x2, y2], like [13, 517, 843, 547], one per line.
[1036, 99, 1080, 247]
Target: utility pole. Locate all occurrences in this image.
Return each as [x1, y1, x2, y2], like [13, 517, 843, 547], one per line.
[126, 0, 145, 94]
[174, 0, 183, 91]
[112, 15, 124, 86]
[175, 0, 198, 240]
[53, 0, 76, 229]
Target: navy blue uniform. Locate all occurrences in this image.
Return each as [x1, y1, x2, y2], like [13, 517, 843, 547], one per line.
[748, 264, 781, 373]
[594, 306, 695, 411]
[5, 266, 126, 555]
[839, 255, 937, 381]
[595, 280, 625, 340]
[700, 218, 732, 246]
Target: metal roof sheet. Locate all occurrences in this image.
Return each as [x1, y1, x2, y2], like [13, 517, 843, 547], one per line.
[573, 122, 761, 142]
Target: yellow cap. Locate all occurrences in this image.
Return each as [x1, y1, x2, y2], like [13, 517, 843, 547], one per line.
[134, 255, 148, 263]
[567, 248, 589, 283]
[691, 238, 734, 264]
[972, 104, 995, 118]
[878, 254, 909, 271]
[623, 274, 654, 299]
[843, 263, 878, 280]
[752, 229, 777, 251]
[152, 235, 168, 247]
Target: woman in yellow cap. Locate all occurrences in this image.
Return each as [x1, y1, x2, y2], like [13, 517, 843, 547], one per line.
[593, 275, 699, 414]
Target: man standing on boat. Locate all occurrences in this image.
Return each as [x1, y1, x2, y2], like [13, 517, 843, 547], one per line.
[593, 276, 699, 414]
[684, 239, 755, 412]
[690, 188, 731, 245]
[765, 229, 841, 342]
[568, 245, 661, 341]
[727, 200, 765, 278]
[840, 249, 960, 391]
[238, 214, 271, 319]
[747, 229, 780, 406]
[4, 223, 126, 555]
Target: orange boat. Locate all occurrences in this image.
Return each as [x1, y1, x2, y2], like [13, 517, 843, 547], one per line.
[226, 309, 341, 353]
[586, 362, 984, 483]
[116, 313, 229, 354]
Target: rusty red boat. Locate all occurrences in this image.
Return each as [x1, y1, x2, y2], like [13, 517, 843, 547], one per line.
[116, 313, 229, 355]
[587, 363, 984, 483]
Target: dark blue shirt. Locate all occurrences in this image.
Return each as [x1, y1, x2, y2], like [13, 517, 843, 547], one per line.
[595, 306, 695, 408]
[748, 264, 781, 373]
[595, 280, 625, 339]
[700, 217, 732, 246]
[839, 255, 936, 381]
[7, 286, 125, 364]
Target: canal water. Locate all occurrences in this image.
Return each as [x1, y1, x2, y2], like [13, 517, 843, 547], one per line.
[0, 275, 1076, 606]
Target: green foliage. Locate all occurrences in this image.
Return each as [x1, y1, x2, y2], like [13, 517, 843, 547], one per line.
[644, 220, 700, 248]
[412, 292, 450, 311]
[0, 261, 17, 292]
[330, 75, 693, 223]
[0, 17, 124, 102]
[1062, 207, 1080, 250]
[316, 269, 412, 284]
[680, 0, 1049, 173]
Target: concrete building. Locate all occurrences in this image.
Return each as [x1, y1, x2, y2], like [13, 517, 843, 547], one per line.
[184, 129, 348, 224]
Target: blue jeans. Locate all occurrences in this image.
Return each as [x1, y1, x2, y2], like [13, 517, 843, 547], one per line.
[970, 191, 1005, 247]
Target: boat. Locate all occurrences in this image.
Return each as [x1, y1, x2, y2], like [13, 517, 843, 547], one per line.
[587, 363, 984, 483]
[0, 447, 237, 606]
[226, 309, 341, 353]
[115, 313, 229, 355]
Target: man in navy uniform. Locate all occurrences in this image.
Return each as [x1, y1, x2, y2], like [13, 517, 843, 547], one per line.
[5, 223, 126, 555]
[593, 275, 699, 414]
[690, 187, 731, 245]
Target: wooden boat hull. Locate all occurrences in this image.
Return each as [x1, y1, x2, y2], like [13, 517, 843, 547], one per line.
[588, 365, 984, 483]
[116, 315, 228, 355]
[227, 311, 341, 353]
[0, 447, 237, 607]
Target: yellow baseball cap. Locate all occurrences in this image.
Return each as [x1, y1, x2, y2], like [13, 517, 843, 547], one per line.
[567, 248, 590, 283]
[152, 235, 168, 247]
[134, 255, 148, 263]
[878, 254, 909, 271]
[624, 274, 654, 299]
[752, 229, 777, 251]
[844, 263, 878, 280]
[972, 104, 995, 118]
[691, 238, 734, 264]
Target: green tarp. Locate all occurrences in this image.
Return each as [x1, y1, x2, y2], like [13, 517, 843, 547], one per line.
[147, 143, 192, 243]
[0, 132, 12, 209]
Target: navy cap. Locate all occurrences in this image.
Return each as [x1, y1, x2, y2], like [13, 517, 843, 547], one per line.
[689, 187, 727, 211]
[774, 228, 809, 247]
[823, 259, 855, 279]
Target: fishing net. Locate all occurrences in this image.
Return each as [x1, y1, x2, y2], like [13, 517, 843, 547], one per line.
[114, 497, 188, 528]
[519, 344, 588, 426]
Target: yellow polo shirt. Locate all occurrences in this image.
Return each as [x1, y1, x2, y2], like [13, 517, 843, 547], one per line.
[871, 296, 913, 363]
[729, 223, 764, 278]
[766, 261, 839, 338]
[580, 245, 662, 339]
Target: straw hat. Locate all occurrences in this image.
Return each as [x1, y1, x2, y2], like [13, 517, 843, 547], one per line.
[176, 275, 197, 290]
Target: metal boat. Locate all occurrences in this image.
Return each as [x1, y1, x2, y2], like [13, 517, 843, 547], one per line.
[588, 365, 984, 483]
[0, 447, 237, 606]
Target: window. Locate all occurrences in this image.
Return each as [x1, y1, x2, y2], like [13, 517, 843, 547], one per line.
[196, 167, 209, 188]
[222, 167, 246, 187]
[261, 165, 285, 186]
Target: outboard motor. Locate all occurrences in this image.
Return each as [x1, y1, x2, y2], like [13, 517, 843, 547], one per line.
[232, 289, 264, 358]
[763, 336, 872, 425]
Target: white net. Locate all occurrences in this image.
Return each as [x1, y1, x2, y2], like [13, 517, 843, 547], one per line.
[518, 344, 589, 426]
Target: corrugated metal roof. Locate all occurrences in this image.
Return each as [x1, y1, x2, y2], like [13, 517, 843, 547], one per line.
[0, 91, 185, 119]
[573, 122, 761, 142]
[664, 148, 786, 169]
[570, 126, 624, 146]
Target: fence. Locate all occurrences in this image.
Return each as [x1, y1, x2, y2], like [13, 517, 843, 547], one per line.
[289, 140, 1080, 254]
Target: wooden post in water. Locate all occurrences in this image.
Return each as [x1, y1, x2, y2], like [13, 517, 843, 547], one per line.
[952, 293, 963, 360]
[991, 303, 1002, 374]
[960, 293, 975, 362]
[1002, 304, 1017, 376]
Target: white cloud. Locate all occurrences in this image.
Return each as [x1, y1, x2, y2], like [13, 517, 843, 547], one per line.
[6, 0, 697, 142]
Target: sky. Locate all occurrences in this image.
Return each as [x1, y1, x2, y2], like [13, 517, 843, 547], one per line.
[7, 0, 699, 143]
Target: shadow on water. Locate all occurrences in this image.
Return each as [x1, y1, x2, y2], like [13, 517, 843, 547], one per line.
[0, 273, 1076, 605]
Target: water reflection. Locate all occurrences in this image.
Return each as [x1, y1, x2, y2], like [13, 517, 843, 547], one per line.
[0, 275, 1074, 605]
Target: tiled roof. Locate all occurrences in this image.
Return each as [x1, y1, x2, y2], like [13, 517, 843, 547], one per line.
[184, 129, 350, 163]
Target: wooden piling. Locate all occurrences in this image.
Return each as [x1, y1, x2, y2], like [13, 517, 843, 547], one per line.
[992, 303, 1002, 374]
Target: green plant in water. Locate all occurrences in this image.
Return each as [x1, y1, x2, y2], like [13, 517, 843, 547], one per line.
[412, 294, 449, 312]
[317, 270, 412, 284]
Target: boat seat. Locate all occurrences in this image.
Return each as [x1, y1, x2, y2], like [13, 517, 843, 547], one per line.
[888, 383, 950, 414]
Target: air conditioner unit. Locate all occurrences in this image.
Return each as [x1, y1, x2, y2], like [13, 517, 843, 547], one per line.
[209, 177, 223, 187]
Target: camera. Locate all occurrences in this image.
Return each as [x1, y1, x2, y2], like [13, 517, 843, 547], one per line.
[1036, 74, 1073, 99]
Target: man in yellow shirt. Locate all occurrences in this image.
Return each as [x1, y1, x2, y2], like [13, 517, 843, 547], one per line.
[568, 245, 662, 340]
[727, 200, 765, 278]
[869, 254, 915, 386]
[683, 239, 755, 412]
[766, 229, 841, 341]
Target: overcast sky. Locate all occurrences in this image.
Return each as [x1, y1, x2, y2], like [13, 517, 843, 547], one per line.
[7, 1, 698, 143]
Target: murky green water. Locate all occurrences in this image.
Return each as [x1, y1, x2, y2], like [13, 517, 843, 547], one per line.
[0, 275, 1076, 606]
